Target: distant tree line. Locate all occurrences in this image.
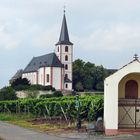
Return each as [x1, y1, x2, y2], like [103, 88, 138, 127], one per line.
[73, 59, 116, 91]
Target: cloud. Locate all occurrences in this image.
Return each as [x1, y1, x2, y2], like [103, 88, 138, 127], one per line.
[0, 0, 140, 88]
[73, 23, 140, 52]
[31, 25, 59, 48]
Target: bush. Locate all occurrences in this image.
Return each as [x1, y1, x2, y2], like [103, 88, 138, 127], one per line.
[39, 94, 54, 98]
[13, 85, 30, 91]
[53, 91, 63, 97]
[11, 78, 30, 88]
[12, 84, 56, 92]
[0, 87, 17, 101]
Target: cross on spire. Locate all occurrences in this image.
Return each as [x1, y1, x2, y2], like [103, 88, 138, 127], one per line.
[133, 54, 139, 60]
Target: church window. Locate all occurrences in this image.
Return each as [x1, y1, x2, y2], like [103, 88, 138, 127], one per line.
[65, 74, 68, 79]
[65, 55, 68, 61]
[65, 46, 68, 52]
[58, 47, 59, 52]
[65, 64, 68, 70]
[47, 74, 49, 83]
[66, 84, 68, 88]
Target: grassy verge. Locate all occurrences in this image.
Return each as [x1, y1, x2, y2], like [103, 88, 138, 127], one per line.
[0, 113, 35, 121]
[0, 113, 76, 134]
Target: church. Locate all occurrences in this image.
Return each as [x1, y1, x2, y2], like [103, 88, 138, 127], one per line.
[22, 12, 73, 91]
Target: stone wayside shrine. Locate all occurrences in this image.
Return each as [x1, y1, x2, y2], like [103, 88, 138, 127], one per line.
[104, 54, 140, 135]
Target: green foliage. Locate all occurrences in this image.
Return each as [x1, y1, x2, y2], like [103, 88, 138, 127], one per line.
[11, 78, 30, 89]
[73, 59, 114, 91]
[53, 91, 63, 97]
[12, 83, 56, 92]
[75, 82, 84, 91]
[0, 95, 103, 121]
[39, 94, 54, 98]
[0, 113, 35, 121]
[0, 87, 17, 101]
[28, 85, 56, 91]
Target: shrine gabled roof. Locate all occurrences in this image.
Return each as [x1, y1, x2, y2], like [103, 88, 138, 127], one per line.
[119, 59, 140, 70]
[105, 59, 140, 81]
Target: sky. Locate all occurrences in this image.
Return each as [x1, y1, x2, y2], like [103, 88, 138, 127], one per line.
[0, 0, 140, 88]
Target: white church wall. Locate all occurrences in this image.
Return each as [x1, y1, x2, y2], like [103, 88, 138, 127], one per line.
[22, 72, 37, 85]
[45, 67, 51, 86]
[38, 67, 51, 86]
[38, 68, 44, 85]
[52, 67, 61, 90]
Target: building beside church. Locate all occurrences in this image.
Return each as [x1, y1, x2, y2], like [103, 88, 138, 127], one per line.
[21, 12, 73, 91]
[104, 55, 140, 135]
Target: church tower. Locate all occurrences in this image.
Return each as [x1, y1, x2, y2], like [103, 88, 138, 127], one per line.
[55, 10, 73, 91]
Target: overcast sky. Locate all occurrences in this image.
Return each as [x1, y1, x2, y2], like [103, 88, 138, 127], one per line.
[0, 0, 140, 88]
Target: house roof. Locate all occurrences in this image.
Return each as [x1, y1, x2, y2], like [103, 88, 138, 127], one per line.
[23, 53, 63, 73]
[56, 13, 73, 46]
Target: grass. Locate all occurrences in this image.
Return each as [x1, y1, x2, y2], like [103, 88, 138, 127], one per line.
[0, 113, 76, 134]
[8, 120, 74, 134]
[0, 113, 35, 121]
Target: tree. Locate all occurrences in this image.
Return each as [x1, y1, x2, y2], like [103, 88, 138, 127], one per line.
[75, 82, 84, 91]
[73, 59, 113, 91]
[73, 59, 85, 90]
[11, 78, 30, 89]
[0, 87, 17, 101]
[11, 78, 30, 87]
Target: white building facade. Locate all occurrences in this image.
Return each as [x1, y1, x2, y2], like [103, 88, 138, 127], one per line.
[22, 12, 73, 91]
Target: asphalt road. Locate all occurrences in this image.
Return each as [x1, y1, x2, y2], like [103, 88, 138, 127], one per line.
[1, 121, 140, 140]
[0, 121, 82, 140]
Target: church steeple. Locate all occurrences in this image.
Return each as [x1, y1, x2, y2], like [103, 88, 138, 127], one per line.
[56, 11, 73, 45]
[55, 9, 73, 91]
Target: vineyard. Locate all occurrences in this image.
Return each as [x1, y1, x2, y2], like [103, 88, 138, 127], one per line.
[0, 95, 103, 121]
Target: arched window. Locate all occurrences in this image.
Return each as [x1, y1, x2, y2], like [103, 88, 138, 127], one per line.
[65, 74, 68, 79]
[125, 80, 138, 99]
[65, 64, 68, 70]
[46, 74, 49, 83]
[65, 46, 68, 52]
[66, 84, 68, 88]
[65, 55, 68, 61]
[57, 47, 59, 52]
